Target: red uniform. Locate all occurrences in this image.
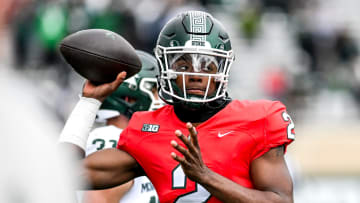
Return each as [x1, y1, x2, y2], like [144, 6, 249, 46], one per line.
[117, 100, 294, 203]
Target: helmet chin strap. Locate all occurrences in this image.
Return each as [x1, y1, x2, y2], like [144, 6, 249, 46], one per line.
[173, 95, 205, 110]
[173, 95, 231, 123]
[170, 79, 230, 109]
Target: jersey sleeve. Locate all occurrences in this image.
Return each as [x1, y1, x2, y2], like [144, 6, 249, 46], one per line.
[116, 112, 141, 151]
[117, 127, 129, 150]
[251, 101, 295, 160]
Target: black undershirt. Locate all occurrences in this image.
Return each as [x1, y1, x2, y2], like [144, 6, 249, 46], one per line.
[173, 98, 232, 123]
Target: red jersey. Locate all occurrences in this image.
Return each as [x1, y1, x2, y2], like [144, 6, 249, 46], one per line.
[117, 100, 294, 203]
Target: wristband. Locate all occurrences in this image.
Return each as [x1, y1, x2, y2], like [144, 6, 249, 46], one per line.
[58, 96, 101, 150]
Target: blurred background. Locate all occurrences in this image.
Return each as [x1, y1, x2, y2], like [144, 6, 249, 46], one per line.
[1, 0, 360, 202]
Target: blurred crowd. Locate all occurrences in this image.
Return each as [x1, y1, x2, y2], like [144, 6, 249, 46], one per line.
[233, 0, 360, 122]
[1, 0, 360, 123]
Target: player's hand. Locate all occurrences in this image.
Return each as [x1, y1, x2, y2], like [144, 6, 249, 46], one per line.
[171, 122, 211, 183]
[82, 71, 126, 102]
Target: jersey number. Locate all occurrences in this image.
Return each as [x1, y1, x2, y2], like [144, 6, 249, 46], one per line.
[282, 112, 295, 140]
[172, 164, 211, 202]
[92, 139, 117, 150]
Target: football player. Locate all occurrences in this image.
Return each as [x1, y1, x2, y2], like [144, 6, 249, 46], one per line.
[60, 11, 295, 203]
[80, 50, 162, 203]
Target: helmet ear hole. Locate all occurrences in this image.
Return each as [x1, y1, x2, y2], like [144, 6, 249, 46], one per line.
[128, 84, 137, 90]
[170, 40, 180, 47]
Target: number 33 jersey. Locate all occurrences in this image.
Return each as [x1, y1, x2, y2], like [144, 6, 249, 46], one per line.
[117, 100, 295, 203]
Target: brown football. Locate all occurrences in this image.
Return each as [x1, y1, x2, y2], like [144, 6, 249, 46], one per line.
[59, 29, 141, 84]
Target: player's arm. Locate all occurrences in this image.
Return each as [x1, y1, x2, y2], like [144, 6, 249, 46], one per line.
[60, 143, 142, 190]
[171, 123, 293, 203]
[200, 146, 292, 203]
[59, 72, 143, 189]
[82, 148, 144, 189]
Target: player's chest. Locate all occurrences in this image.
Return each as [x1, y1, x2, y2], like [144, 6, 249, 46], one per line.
[136, 128, 256, 203]
[139, 127, 256, 174]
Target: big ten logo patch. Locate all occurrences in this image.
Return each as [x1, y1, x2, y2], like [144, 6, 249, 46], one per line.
[142, 124, 160, 133]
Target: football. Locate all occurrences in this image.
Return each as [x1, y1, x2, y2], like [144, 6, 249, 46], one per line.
[59, 29, 141, 84]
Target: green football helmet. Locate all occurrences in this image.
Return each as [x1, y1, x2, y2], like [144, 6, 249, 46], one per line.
[154, 10, 235, 104]
[96, 50, 165, 122]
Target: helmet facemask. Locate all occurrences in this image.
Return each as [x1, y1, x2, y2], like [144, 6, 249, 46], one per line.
[156, 46, 234, 104]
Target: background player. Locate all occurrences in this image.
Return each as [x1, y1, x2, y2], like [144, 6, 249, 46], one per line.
[80, 50, 163, 203]
[60, 10, 295, 202]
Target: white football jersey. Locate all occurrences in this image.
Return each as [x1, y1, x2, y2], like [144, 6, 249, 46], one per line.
[86, 125, 122, 156]
[85, 125, 159, 203]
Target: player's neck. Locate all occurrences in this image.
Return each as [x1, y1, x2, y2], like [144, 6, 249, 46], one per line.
[173, 98, 231, 124]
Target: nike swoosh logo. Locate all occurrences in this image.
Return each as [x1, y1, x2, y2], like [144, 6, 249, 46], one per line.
[218, 131, 234, 138]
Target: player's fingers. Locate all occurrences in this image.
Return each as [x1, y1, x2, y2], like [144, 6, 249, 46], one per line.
[171, 140, 192, 158]
[176, 129, 198, 156]
[175, 130, 191, 149]
[171, 152, 186, 163]
[117, 71, 127, 80]
[110, 71, 127, 89]
[186, 122, 199, 148]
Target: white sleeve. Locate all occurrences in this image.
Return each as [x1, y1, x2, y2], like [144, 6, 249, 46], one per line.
[58, 96, 101, 151]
